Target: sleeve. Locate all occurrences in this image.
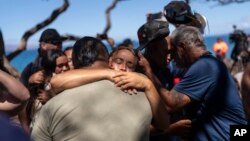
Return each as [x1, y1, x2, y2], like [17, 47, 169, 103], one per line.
[30, 106, 51, 141]
[173, 59, 218, 101]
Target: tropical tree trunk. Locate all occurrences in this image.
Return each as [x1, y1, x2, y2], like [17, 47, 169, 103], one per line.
[97, 0, 125, 50]
[7, 0, 69, 61]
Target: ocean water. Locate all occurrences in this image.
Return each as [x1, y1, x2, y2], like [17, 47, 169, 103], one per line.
[10, 49, 38, 72]
[9, 34, 234, 73]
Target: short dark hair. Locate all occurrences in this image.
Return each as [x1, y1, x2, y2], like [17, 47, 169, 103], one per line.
[72, 36, 109, 69]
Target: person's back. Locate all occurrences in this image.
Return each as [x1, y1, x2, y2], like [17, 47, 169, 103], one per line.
[165, 26, 247, 141]
[31, 80, 152, 141]
[31, 36, 153, 141]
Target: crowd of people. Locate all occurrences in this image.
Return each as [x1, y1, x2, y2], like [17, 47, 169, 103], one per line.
[1, 1, 250, 141]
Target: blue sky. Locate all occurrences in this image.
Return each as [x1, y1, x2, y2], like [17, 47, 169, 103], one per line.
[1, 0, 250, 51]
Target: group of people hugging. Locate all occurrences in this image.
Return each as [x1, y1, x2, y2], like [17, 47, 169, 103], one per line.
[1, 1, 249, 141]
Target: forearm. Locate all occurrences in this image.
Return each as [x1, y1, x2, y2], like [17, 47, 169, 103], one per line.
[0, 70, 29, 102]
[144, 80, 170, 130]
[159, 88, 191, 112]
[0, 99, 27, 117]
[144, 69, 163, 89]
[51, 68, 113, 93]
[143, 69, 177, 112]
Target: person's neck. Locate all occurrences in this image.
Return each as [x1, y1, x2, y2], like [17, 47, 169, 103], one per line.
[192, 48, 208, 59]
[185, 48, 208, 68]
[87, 61, 109, 69]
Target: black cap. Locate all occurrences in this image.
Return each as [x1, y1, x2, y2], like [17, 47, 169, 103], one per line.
[136, 20, 169, 51]
[39, 28, 61, 43]
[163, 0, 193, 24]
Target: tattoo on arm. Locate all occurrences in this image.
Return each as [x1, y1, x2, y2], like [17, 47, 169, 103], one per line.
[169, 89, 191, 111]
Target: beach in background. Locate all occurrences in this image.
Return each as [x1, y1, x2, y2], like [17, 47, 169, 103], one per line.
[9, 34, 234, 73]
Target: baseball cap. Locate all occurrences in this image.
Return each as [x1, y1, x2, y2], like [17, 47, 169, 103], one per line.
[39, 28, 61, 44]
[136, 20, 170, 51]
[163, 1, 207, 33]
[163, 0, 194, 24]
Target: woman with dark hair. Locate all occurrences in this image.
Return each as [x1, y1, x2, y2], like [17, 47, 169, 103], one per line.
[63, 47, 74, 70]
[24, 49, 69, 132]
[42, 49, 69, 75]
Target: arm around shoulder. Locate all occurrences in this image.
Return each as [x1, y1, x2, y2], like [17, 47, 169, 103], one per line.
[50, 68, 116, 94]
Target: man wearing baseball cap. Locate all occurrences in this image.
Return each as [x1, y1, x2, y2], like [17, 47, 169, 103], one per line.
[20, 28, 62, 87]
[136, 20, 190, 141]
[163, 0, 207, 34]
[136, 20, 175, 90]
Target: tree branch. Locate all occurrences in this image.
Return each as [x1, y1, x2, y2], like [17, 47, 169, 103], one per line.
[60, 34, 81, 42]
[97, 0, 126, 51]
[103, 0, 119, 35]
[7, 0, 69, 61]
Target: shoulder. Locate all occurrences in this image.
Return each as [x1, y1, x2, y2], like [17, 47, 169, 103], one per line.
[51, 80, 147, 104]
[43, 80, 149, 114]
[192, 55, 221, 72]
[185, 56, 224, 81]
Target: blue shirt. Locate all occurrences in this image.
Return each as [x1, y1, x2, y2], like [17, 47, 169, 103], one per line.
[0, 113, 30, 141]
[174, 54, 247, 141]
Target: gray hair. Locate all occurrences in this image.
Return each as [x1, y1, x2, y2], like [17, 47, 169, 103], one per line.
[171, 25, 206, 49]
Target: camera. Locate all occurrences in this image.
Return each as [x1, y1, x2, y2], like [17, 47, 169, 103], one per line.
[229, 29, 249, 64]
[229, 30, 247, 43]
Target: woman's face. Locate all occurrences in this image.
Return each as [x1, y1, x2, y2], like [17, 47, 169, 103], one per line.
[109, 49, 137, 72]
[64, 49, 74, 70]
[55, 55, 69, 74]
